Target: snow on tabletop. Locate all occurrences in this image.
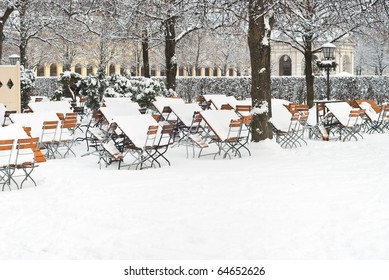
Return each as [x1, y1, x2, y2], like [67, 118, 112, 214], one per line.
[113, 115, 160, 148]
[28, 100, 73, 114]
[153, 97, 185, 113]
[200, 110, 240, 141]
[0, 124, 30, 140]
[103, 97, 140, 109]
[359, 102, 380, 122]
[270, 99, 292, 132]
[9, 112, 60, 138]
[99, 105, 141, 124]
[325, 102, 353, 126]
[169, 103, 202, 127]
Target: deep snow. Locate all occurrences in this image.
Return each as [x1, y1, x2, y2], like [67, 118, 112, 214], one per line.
[1, 127, 389, 260]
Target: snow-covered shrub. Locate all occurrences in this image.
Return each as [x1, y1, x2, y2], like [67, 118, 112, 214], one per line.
[20, 67, 35, 110]
[105, 74, 175, 108]
[78, 75, 104, 110]
[54, 71, 82, 101]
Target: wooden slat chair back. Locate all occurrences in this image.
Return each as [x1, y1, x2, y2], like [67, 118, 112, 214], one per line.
[220, 104, 233, 110]
[131, 125, 160, 170]
[216, 118, 243, 159]
[236, 115, 252, 156]
[338, 109, 365, 141]
[15, 137, 39, 188]
[272, 110, 309, 149]
[236, 105, 251, 116]
[54, 118, 78, 158]
[40, 120, 59, 159]
[0, 139, 15, 190]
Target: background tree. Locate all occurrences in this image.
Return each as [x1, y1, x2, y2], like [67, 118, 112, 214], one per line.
[248, 0, 274, 141]
[0, 1, 18, 64]
[273, 0, 379, 107]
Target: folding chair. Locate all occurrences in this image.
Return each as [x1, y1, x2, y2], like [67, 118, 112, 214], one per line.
[124, 125, 159, 170]
[185, 113, 210, 158]
[0, 139, 16, 191]
[53, 118, 77, 158]
[272, 111, 308, 148]
[150, 124, 175, 167]
[99, 141, 124, 169]
[236, 115, 252, 156]
[2, 110, 17, 126]
[15, 137, 39, 188]
[212, 119, 243, 159]
[356, 101, 384, 134]
[40, 120, 59, 159]
[82, 110, 105, 150]
[337, 109, 365, 141]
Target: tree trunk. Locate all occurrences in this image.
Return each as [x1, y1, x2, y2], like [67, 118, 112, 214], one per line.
[164, 16, 177, 91]
[304, 42, 315, 108]
[63, 46, 72, 71]
[0, 6, 16, 64]
[248, 0, 274, 141]
[0, 25, 4, 64]
[19, 39, 28, 68]
[142, 29, 150, 78]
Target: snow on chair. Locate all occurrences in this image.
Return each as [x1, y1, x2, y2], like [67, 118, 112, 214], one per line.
[40, 120, 59, 159]
[272, 111, 308, 148]
[53, 118, 77, 158]
[14, 137, 39, 188]
[325, 102, 365, 142]
[0, 139, 15, 191]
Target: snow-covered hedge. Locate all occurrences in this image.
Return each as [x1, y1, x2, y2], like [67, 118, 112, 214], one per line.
[34, 76, 389, 104]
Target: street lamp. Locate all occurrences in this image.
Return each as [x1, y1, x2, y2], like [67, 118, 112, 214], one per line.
[316, 43, 337, 100]
[9, 54, 20, 65]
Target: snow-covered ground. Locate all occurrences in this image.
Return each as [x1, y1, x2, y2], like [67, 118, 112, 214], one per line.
[1, 126, 389, 260]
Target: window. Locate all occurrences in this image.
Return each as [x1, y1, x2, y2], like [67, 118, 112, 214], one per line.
[50, 64, 58, 76]
[36, 65, 45, 77]
[87, 65, 94, 76]
[342, 55, 351, 73]
[109, 64, 115, 76]
[279, 55, 292, 76]
[75, 64, 82, 75]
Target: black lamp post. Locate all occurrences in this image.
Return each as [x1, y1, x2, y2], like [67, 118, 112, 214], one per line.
[316, 43, 337, 100]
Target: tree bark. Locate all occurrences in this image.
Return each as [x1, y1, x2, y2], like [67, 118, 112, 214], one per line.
[141, 29, 150, 78]
[164, 16, 177, 91]
[0, 6, 15, 64]
[304, 41, 315, 108]
[248, 0, 274, 141]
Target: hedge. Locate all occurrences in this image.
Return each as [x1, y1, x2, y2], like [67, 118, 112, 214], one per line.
[35, 75, 389, 103]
